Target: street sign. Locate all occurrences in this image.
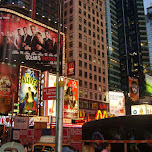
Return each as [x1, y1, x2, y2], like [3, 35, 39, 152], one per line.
[43, 87, 56, 100]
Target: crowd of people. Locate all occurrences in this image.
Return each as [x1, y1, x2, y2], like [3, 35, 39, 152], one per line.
[0, 25, 57, 59]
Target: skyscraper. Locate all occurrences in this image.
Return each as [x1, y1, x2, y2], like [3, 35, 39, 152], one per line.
[106, 0, 151, 104]
[63, 0, 108, 119]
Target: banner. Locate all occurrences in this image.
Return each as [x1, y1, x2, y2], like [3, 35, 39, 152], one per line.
[128, 77, 139, 101]
[18, 66, 41, 115]
[67, 61, 75, 76]
[109, 91, 125, 116]
[64, 78, 79, 119]
[0, 8, 65, 73]
[145, 74, 152, 94]
[0, 62, 18, 114]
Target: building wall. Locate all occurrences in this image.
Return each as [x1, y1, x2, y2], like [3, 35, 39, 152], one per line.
[63, 0, 109, 114]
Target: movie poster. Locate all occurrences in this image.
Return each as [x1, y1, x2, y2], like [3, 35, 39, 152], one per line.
[0, 8, 65, 73]
[19, 66, 41, 115]
[129, 76, 139, 102]
[0, 63, 18, 114]
[64, 78, 79, 119]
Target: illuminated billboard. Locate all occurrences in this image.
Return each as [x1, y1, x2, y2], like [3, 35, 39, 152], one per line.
[131, 105, 152, 115]
[0, 62, 18, 114]
[18, 66, 41, 115]
[0, 8, 65, 74]
[109, 91, 125, 116]
[64, 77, 79, 119]
[67, 61, 75, 76]
[145, 74, 152, 94]
[128, 76, 139, 102]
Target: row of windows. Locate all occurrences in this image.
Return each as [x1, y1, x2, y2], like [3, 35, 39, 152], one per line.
[79, 91, 107, 102]
[79, 70, 106, 83]
[79, 60, 105, 71]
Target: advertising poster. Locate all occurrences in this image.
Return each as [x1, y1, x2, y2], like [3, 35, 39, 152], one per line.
[0, 8, 65, 73]
[19, 66, 41, 115]
[67, 61, 75, 76]
[0, 62, 18, 114]
[145, 74, 152, 94]
[64, 78, 79, 119]
[109, 91, 125, 116]
[128, 76, 139, 101]
[131, 105, 147, 115]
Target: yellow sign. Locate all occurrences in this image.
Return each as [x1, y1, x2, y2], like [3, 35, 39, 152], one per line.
[95, 110, 108, 120]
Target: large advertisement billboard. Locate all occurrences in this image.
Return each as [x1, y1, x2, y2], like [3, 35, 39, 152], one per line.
[109, 91, 125, 116]
[145, 74, 152, 94]
[64, 78, 79, 119]
[0, 8, 65, 74]
[128, 76, 139, 101]
[18, 66, 41, 115]
[0, 62, 18, 114]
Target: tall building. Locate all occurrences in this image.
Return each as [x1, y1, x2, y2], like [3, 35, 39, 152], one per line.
[63, 0, 108, 119]
[106, 0, 151, 104]
[0, 0, 58, 29]
[146, 5, 152, 73]
[105, 0, 121, 91]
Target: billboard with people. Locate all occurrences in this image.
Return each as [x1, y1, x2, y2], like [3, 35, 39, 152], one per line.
[18, 66, 41, 115]
[128, 76, 139, 102]
[0, 8, 65, 73]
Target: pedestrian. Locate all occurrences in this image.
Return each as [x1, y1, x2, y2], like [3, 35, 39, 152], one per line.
[101, 142, 111, 152]
[24, 142, 33, 152]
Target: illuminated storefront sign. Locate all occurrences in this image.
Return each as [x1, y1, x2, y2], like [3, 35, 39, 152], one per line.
[18, 66, 41, 115]
[95, 110, 108, 120]
[131, 105, 152, 115]
[0, 8, 65, 73]
[109, 91, 125, 116]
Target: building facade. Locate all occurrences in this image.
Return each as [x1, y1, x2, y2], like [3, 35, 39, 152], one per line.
[63, 0, 109, 119]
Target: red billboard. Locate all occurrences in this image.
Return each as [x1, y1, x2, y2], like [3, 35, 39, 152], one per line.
[18, 66, 41, 115]
[67, 61, 75, 76]
[0, 8, 65, 73]
[0, 62, 18, 114]
[43, 87, 56, 100]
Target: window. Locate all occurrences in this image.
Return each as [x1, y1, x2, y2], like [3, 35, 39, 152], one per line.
[85, 91, 88, 98]
[70, 8, 73, 14]
[84, 11, 86, 16]
[98, 59, 101, 65]
[79, 24, 82, 30]
[89, 38, 91, 44]
[84, 35, 87, 42]
[79, 90, 82, 97]
[84, 44, 87, 51]
[79, 70, 82, 76]
[64, 19, 67, 24]
[103, 69, 105, 74]
[79, 16, 82, 22]
[99, 76, 101, 82]
[79, 51, 82, 57]
[99, 85, 101, 91]
[93, 32, 95, 38]
[99, 94, 102, 100]
[79, 8, 81, 14]
[94, 75, 97, 81]
[88, 6, 90, 11]
[89, 64, 92, 70]
[84, 53, 87, 59]
[93, 57, 96, 63]
[95, 93, 97, 100]
[89, 46, 92, 52]
[88, 14, 91, 19]
[94, 84, 97, 90]
[97, 27, 99, 32]
[89, 55, 92, 61]
[97, 34, 100, 40]
[70, 0, 73, 5]
[90, 83, 92, 89]
[92, 17, 95, 22]
[84, 19, 87, 25]
[98, 50, 100, 56]
[93, 24, 95, 29]
[85, 72, 87, 78]
[79, 0, 81, 6]
[69, 51, 73, 57]
[79, 60, 82, 67]
[84, 81, 87, 88]
[103, 77, 105, 83]
[79, 42, 82, 48]
[89, 73, 92, 79]
[102, 60, 105, 66]
[94, 66, 96, 72]
[93, 48, 96, 54]
[69, 41, 73, 47]
[88, 21, 91, 27]
[69, 33, 73, 39]
[64, 3, 67, 8]
[101, 14, 103, 19]
[101, 22, 103, 26]
[97, 19, 99, 24]
[84, 62, 87, 68]
[102, 44, 104, 50]
[102, 52, 104, 57]
[84, 3, 86, 9]
[79, 33, 82, 39]
[84, 27, 87, 33]
[89, 30, 91, 35]
[64, 11, 67, 16]
[93, 40, 96, 46]
[92, 9, 95, 14]
[90, 92, 93, 99]
[97, 42, 100, 48]
[79, 80, 82, 87]
[103, 86, 106, 92]
[99, 67, 101, 73]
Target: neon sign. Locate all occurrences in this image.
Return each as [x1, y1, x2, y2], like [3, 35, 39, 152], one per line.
[95, 110, 108, 120]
